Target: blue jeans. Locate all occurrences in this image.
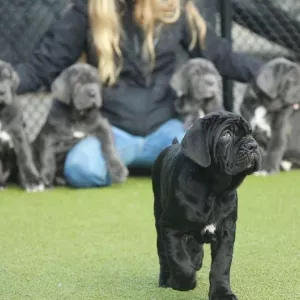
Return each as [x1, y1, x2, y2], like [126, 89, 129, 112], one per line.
[64, 119, 186, 188]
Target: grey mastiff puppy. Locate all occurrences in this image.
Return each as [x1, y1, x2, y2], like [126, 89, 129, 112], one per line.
[170, 58, 224, 129]
[32, 63, 129, 188]
[152, 111, 261, 299]
[240, 57, 300, 175]
[0, 60, 43, 191]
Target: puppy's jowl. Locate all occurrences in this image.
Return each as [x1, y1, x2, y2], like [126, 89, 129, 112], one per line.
[152, 111, 261, 299]
[0, 60, 44, 191]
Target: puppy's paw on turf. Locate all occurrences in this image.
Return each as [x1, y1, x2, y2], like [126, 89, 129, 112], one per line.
[25, 182, 45, 193]
[109, 161, 129, 183]
[210, 294, 238, 300]
[254, 170, 269, 176]
[159, 272, 171, 288]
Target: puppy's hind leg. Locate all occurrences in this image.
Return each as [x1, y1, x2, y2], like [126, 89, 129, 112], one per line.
[152, 156, 171, 287]
[11, 127, 44, 192]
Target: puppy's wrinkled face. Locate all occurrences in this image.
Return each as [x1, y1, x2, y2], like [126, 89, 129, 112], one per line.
[190, 73, 222, 113]
[51, 63, 102, 114]
[70, 67, 102, 112]
[214, 114, 261, 175]
[181, 112, 261, 176]
[0, 61, 19, 106]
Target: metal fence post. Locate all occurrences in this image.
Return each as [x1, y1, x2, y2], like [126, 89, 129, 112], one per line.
[220, 0, 233, 111]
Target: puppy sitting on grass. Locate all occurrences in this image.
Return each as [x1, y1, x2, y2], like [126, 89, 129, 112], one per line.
[152, 111, 261, 299]
[170, 58, 224, 129]
[32, 63, 129, 188]
[240, 57, 300, 175]
[0, 60, 44, 191]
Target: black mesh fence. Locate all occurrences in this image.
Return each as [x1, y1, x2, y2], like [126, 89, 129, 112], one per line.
[0, 0, 70, 142]
[232, 0, 300, 62]
[229, 0, 300, 111]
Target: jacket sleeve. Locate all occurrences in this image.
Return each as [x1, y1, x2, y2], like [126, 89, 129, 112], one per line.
[180, 10, 264, 83]
[14, 1, 88, 94]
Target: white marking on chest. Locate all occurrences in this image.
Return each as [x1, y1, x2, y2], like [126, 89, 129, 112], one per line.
[202, 223, 216, 235]
[0, 131, 14, 148]
[0, 122, 14, 148]
[250, 106, 271, 138]
[281, 160, 293, 171]
[73, 131, 86, 139]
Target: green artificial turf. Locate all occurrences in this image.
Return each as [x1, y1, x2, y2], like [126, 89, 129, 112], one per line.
[0, 171, 300, 300]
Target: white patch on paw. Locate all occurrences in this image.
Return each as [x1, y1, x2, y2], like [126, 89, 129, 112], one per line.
[73, 131, 86, 139]
[250, 106, 271, 138]
[202, 224, 216, 235]
[26, 183, 45, 193]
[281, 160, 293, 171]
[0, 186, 5, 191]
[254, 170, 269, 176]
[198, 109, 205, 119]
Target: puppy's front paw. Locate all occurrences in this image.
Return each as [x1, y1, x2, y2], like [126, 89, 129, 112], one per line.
[254, 170, 269, 176]
[210, 294, 238, 300]
[25, 182, 45, 193]
[109, 160, 129, 183]
[159, 272, 171, 288]
[254, 168, 279, 176]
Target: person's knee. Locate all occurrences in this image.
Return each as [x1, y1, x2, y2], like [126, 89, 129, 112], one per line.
[64, 136, 111, 188]
[159, 119, 186, 143]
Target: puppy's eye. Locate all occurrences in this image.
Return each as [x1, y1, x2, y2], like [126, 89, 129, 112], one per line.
[221, 131, 231, 140]
[229, 125, 236, 134]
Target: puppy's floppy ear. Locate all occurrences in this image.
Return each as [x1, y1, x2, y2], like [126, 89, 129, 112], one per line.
[51, 69, 71, 104]
[282, 63, 300, 105]
[11, 70, 20, 92]
[170, 64, 188, 97]
[255, 57, 296, 99]
[181, 118, 211, 167]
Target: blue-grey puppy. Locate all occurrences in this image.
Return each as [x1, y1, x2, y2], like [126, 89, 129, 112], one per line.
[170, 58, 224, 130]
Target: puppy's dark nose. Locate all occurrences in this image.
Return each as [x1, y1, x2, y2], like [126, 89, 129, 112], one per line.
[88, 90, 96, 97]
[246, 140, 258, 151]
[0, 90, 5, 96]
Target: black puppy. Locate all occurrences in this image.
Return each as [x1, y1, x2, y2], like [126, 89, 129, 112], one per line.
[33, 63, 129, 187]
[152, 111, 261, 299]
[0, 60, 43, 191]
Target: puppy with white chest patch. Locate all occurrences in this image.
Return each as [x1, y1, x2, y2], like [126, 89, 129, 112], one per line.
[170, 58, 224, 129]
[152, 111, 261, 299]
[0, 60, 44, 191]
[240, 57, 300, 175]
[32, 63, 129, 188]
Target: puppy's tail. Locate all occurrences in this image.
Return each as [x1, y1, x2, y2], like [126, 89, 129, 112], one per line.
[172, 137, 179, 145]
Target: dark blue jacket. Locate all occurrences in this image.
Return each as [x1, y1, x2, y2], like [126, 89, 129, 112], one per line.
[15, 0, 263, 136]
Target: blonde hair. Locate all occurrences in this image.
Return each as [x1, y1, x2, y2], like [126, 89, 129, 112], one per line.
[88, 0, 207, 86]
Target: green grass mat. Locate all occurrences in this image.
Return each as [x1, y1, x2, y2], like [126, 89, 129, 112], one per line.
[0, 172, 300, 300]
